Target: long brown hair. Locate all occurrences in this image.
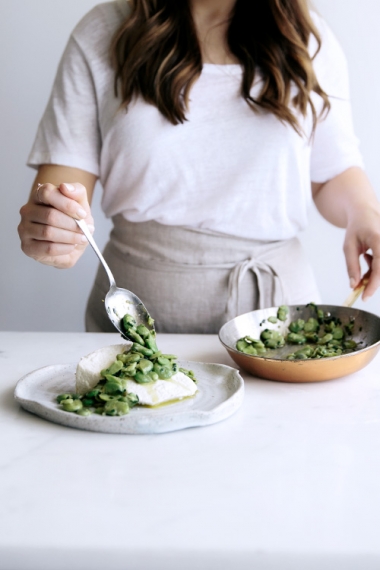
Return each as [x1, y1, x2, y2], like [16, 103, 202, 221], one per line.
[111, 0, 330, 133]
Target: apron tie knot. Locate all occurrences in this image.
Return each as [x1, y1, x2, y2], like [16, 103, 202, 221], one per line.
[226, 257, 285, 321]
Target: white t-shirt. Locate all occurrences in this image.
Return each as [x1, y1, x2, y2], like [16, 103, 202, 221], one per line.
[28, 0, 364, 241]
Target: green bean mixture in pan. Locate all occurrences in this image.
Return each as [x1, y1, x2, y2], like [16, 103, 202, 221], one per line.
[57, 314, 196, 417]
[236, 304, 358, 360]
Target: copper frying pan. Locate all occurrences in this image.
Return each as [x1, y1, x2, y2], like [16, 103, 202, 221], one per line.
[219, 303, 380, 382]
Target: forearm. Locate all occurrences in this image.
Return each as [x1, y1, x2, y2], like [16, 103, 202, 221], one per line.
[312, 167, 380, 228]
[312, 166, 380, 299]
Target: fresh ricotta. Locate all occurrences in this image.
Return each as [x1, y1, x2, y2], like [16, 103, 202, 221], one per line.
[76, 343, 130, 394]
[126, 371, 198, 406]
[75, 344, 198, 406]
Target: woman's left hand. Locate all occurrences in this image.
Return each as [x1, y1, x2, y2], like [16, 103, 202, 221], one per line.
[343, 205, 380, 300]
[312, 167, 380, 301]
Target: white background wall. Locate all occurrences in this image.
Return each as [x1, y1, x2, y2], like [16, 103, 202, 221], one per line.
[0, 0, 379, 332]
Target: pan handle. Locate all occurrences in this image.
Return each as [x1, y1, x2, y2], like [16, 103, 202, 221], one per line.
[342, 269, 371, 307]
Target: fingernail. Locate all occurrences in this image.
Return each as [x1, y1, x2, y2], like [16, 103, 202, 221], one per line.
[87, 224, 95, 233]
[349, 278, 356, 288]
[80, 235, 88, 243]
[64, 183, 75, 192]
[77, 207, 87, 218]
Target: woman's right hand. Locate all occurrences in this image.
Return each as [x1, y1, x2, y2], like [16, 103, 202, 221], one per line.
[18, 178, 96, 269]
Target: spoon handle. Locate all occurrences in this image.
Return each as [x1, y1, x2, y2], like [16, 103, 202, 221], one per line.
[75, 219, 116, 288]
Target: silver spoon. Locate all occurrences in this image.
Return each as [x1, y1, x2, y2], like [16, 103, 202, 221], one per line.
[75, 219, 154, 338]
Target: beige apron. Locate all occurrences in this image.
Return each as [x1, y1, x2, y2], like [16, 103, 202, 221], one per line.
[85, 215, 321, 334]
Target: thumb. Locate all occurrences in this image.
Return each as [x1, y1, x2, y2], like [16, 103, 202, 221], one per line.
[58, 182, 91, 214]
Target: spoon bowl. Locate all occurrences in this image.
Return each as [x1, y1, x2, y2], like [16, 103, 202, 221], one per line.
[76, 219, 154, 338]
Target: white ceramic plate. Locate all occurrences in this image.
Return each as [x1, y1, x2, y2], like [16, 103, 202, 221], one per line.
[14, 360, 244, 434]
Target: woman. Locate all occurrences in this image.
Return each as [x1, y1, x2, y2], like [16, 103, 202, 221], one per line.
[18, 0, 380, 333]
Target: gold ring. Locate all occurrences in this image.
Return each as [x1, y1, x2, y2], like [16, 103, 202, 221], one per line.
[36, 183, 44, 204]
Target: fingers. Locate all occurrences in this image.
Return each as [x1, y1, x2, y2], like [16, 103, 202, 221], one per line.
[34, 182, 90, 220]
[19, 181, 95, 268]
[343, 236, 362, 290]
[344, 235, 380, 301]
[362, 253, 380, 301]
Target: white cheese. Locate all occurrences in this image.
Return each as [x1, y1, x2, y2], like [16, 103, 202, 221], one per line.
[126, 371, 198, 406]
[76, 343, 130, 394]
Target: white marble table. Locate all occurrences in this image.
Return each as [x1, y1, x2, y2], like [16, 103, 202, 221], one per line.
[1, 331, 380, 570]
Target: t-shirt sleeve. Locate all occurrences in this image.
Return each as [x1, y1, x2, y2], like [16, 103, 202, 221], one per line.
[27, 33, 101, 176]
[310, 15, 364, 183]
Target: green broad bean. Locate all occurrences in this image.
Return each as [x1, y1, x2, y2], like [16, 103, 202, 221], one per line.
[277, 305, 289, 321]
[122, 314, 137, 329]
[245, 338, 267, 352]
[245, 345, 259, 355]
[149, 351, 163, 360]
[104, 400, 130, 416]
[145, 335, 159, 352]
[125, 329, 145, 345]
[98, 393, 117, 401]
[104, 379, 125, 395]
[134, 371, 154, 384]
[132, 343, 154, 356]
[298, 345, 314, 357]
[179, 368, 197, 382]
[127, 393, 139, 407]
[313, 346, 328, 357]
[288, 319, 305, 333]
[236, 337, 266, 355]
[103, 373, 127, 384]
[286, 345, 314, 360]
[260, 329, 285, 348]
[332, 327, 344, 340]
[137, 359, 154, 374]
[317, 333, 333, 345]
[105, 360, 124, 376]
[57, 394, 73, 404]
[304, 332, 319, 343]
[82, 398, 95, 407]
[264, 338, 281, 349]
[316, 308, 325, 322]
[61, 399, 83, 413]
[117, 352, 141, 364]
[286, 332, 307, 344]
[76, 408, 92, 417]
[291, 351, 308, 360]
[327, 340, 343, 349]
[153, 363, 173, 380]
[343, 339, 357, 350]
[236, 339, 250, 352]
[161, 354, 178, 360]
[148, 371, 159, 382]
[123, 362, 137, 375]
[267, 316, 278, 324]
[86, 389, 101, 399]
[136, 324, 150, 338]
[303, 318, 319, 333]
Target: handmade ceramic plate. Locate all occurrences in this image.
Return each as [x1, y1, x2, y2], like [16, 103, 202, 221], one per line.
[14, 360, 244, 434]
